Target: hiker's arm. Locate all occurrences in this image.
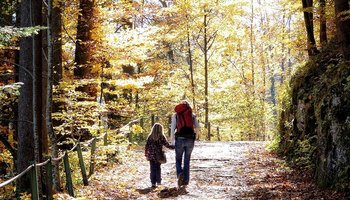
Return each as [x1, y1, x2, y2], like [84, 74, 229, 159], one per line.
[164, 138, 175, 149]
[161, 135, 175, 149]
[170, 114, 176, 145]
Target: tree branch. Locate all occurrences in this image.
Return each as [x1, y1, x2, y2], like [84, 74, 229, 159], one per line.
[0, 133, 17, 160]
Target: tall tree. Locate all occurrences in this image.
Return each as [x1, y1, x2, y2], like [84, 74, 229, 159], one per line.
[74, 0, 96, 78]
[195, 4, 218, 132]
[17, 0, 43, 194]
[203, 7, 209, 130]
[186, 14, 196, 111]
[52, 0, 63, 85]
[301, 0, 319, 56]
[334, 0, 350, 59]
[47, 0, 61, 192]
[319, 0, 327, 47]
[250, 0, 255, 90]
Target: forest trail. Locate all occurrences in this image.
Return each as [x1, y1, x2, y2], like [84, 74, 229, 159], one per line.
[69, 142, 345, 200]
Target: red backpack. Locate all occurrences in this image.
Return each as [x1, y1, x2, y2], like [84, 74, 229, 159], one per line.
[175, 103, 195, 139]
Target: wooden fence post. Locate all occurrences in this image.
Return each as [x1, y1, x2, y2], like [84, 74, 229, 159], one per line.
[89, 138, 96, 177]
[31, 163, 39, 200]
[217, 126, 221, 141]
[128, 121, 133, 142]
[197, 119, 200, 140]
[45, 158, 53, 200]
[103, 133, 107, 146]
[77, 142, 88, 186]
[140, 117, 144, 130]
[207, 122, 211, 141]
[151, 114, 155, 127]
[63, 152, 74, 197]
[128, 128, 132, 142]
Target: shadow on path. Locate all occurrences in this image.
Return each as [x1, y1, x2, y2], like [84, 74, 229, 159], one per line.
[136, 186, 188, 198]
[74, 141, 345, 199]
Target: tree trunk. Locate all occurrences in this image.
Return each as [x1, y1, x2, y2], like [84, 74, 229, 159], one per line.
[319, 0, 327, 47]
[249, 0, 256, 140]
[287, 15, 292, 78]
[42, 0, 49, 158]
[17, 0, 42, 195]
[33, 0, 43, 168]
[52, 1, 62, 85]
[186, 18, 196, 111]
[47, 0, 61, 192]
[250, 0, 255, 91]
[301, 0, 319, 56]
[74, 0, 96, 78]
[334, 0, 350, 59]
[203, 12, 209, 130]
[280, 14, 286, 84]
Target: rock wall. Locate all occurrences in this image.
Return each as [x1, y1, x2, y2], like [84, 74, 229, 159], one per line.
[278, 43, 350, 192]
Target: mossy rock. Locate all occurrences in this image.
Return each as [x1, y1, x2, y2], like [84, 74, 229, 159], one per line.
[278, 41, 350, 193]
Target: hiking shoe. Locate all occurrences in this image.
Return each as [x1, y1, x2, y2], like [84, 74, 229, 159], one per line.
[151, 184, 156, 188]
[177, 172, 184, 187]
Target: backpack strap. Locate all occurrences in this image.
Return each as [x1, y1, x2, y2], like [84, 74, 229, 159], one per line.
[180, 112, 186, 127]
[175, 112, 184, 132]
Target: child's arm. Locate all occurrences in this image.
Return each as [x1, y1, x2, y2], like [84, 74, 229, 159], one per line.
[162, 136, 175, 149]
[145, 140, 150, 157]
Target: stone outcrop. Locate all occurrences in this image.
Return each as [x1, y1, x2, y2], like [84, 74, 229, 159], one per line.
[278, 43, 350, 192]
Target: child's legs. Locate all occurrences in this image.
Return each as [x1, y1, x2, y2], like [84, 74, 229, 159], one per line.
[155, 162, 161, 184]
[150, 160, 157, 184]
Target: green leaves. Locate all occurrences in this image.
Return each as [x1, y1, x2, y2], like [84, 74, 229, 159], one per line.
[0, 26, 46, 47]
[0, 82, 22, 120]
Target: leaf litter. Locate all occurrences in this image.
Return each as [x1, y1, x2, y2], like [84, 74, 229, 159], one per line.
[64, 141, 346, 200]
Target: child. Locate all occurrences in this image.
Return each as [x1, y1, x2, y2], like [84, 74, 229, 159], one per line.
[145, 123, 174, 188]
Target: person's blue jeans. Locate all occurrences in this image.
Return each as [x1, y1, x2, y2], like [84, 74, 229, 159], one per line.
[150, 160, 161, 185]
[175, 137, 194, 184]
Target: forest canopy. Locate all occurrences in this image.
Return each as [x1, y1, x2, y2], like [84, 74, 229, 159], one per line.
[1, 0, 350, 198]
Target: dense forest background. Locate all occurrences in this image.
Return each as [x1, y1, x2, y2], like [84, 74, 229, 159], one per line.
[1, 0, 350, 198]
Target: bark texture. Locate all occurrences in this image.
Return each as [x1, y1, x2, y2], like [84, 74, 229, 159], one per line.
[17, 0, 42, 194]
[334, 0, 350, 59]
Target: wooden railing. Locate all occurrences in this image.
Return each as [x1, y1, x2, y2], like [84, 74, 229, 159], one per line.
[0, 116, 147, 199]
[0, 140, 91, 199]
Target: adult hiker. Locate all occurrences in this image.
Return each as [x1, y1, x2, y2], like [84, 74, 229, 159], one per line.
[170, 100, 199, 186]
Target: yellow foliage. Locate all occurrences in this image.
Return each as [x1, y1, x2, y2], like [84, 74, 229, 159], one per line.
[76, 197, 94, 200]
[0, 150, 12, 167]
[131, 124, 143, 134]
[19, 192, 31, 200]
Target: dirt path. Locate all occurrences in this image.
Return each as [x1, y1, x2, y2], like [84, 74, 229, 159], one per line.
[68, 141, 345, 200]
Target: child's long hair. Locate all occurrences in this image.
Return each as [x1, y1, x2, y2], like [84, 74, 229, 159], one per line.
[147, 123, 166, 141]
